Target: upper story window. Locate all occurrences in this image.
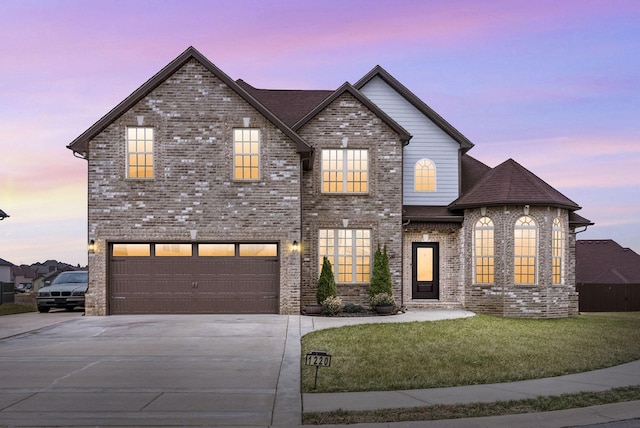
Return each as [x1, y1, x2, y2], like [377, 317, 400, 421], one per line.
[415, 158, 436, 192]
[514, 215, 537, 285]
[321, 149, 368, 193]
[318, 229, 371, 283]
[474, 216, 494, 284]
[552, 218, 564, 285]
[233, 128, 260, 180]
[127, 127, 154, 179]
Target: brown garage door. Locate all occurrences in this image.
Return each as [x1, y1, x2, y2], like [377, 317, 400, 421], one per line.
[109, 243, 279, 314]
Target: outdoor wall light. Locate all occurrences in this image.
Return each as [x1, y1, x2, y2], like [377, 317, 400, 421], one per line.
[292, 240, 300, 252]
[88, 239, 96, 254]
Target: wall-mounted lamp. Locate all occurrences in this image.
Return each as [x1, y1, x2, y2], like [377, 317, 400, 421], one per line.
[524, 205, 530, 216]
[292, 240, 300, 252]
[88, 239, 96, 254]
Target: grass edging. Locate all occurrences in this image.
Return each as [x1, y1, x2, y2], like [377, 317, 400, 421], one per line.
[0, 302, 36, 316]
[303, 386, 640, 425]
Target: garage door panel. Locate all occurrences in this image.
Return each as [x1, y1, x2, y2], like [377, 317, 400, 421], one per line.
[109, 246, 279, 314]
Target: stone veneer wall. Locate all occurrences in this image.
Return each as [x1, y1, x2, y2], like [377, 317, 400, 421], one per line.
[298, 92, 404, 308]
[85, 59, 302, 315]
[462, 206, 579, 318]
[402, 223, 466, 309]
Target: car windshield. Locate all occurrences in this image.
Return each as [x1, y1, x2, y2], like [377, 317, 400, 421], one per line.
[52, 272, 88, 284]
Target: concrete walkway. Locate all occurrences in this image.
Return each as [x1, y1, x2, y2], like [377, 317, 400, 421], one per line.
[0, 309, 639, 427]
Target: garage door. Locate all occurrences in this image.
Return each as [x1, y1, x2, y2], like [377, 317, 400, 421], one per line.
[109, 243, 279, 314]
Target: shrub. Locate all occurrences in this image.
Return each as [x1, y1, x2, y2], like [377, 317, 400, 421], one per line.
[369, 245, 393, 299]
[321, 296, 342, 316]
[342, 302, 366, 313]
[370, 292, 395, 307]
[317, 256, 337, 304]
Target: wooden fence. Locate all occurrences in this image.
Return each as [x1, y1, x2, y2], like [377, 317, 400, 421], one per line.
[577, 283, 640, 312]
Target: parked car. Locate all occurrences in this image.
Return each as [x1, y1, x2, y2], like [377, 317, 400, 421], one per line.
[15, 283, 32, 293]
[37, 271, 88, 313]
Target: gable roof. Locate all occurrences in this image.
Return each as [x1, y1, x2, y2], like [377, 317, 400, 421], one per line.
[236, 80, 333, 128]
[292, 82, 412, 143]
[576, 240, 640, 284]
[354, 65, 473, 153]
[67, 46, 313, 164]
[449, 158, 581, 211]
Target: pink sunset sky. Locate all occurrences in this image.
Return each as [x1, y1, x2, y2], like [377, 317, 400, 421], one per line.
[0, 0, 639, 266]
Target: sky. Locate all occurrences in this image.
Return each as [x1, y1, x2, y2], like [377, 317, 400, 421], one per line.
[0, 0, 639, 267]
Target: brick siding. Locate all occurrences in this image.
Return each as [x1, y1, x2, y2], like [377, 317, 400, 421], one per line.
[86, 59, 302, 315]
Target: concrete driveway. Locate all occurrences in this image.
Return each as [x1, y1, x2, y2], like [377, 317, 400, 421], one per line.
[0, 311, 301, 426]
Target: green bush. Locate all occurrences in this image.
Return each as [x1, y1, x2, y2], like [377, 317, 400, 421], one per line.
[321, 296, 342, 316]
[317, 256, 337, 304]
[342, 302, 366, 313]
[370, 292, 395, 307]
[369, 245, 392, 299]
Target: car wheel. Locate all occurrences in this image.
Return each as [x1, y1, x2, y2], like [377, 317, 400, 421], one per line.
[38, 306, 50, 313]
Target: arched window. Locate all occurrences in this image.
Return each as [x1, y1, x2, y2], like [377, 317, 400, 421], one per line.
[552, 218, 564, 285]
[474, 217, 494, 283]
[415, 158, 435, 192]
[514, 216, 537, 284]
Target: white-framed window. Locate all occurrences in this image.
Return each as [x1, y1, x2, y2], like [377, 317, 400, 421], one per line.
[552, 217, 564, 285]
[321, 149, 368, 193]
[415, 158, 436, 192]
[126, 127, 154, 179]
[474, 216, 494, 284]
[233, 128, 260, 180]
[318, 229, 371, 282]
[514, 215, 537, 284]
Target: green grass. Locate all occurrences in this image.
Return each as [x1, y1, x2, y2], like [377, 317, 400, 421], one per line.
[0, 302, 37, 315]
[303, 385, 640, 425]
[301, 312, 640, 393]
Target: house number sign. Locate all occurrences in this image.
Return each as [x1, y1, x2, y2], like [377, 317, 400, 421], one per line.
[305, 350, 331, 389]
[305, 350, 331, 367]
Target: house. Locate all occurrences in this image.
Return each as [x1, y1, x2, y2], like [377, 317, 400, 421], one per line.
[576, 240, 640, 311]
[67, 46, 591, 318]
[10, 265, 36, 292]
[0, 258, 12, 283]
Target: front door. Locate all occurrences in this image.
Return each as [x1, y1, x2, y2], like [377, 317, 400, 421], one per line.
[412, 242, 439, 299]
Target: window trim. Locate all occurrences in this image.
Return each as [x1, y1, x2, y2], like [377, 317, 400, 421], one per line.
[552, 217, 564, 285]
[318, 229, 371, 283]
[321, 149, 369, 194]
[473, 216, 495, 284]
[233, 128, 261, 181]
[514, 215, 538, 285]
[126, 127, 155, 179]
[415, 158, 436, 192]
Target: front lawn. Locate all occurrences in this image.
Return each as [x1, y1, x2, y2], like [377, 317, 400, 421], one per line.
[0, 302, 37, 316]
[301, 312, 640, 393]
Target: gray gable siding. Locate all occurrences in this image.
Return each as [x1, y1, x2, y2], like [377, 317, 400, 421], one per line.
[359, 76, 460, 205]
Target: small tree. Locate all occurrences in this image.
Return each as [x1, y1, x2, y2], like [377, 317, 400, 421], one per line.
[317, 256, 337, 304]
[369, 245, 393, 300]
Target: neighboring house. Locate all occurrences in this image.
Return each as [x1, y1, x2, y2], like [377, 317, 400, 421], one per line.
[67, 46, 591, 318]
[0, 258, 12, 283]
[576, 240, 640, 311]
[10, 265, 36, 291]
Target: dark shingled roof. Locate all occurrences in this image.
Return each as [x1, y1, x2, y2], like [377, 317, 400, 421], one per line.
[576, 240, 640, 284]
[236, 80, 333, 128]
[403, 206, 464, 223]
[449, 158, 581, 210]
